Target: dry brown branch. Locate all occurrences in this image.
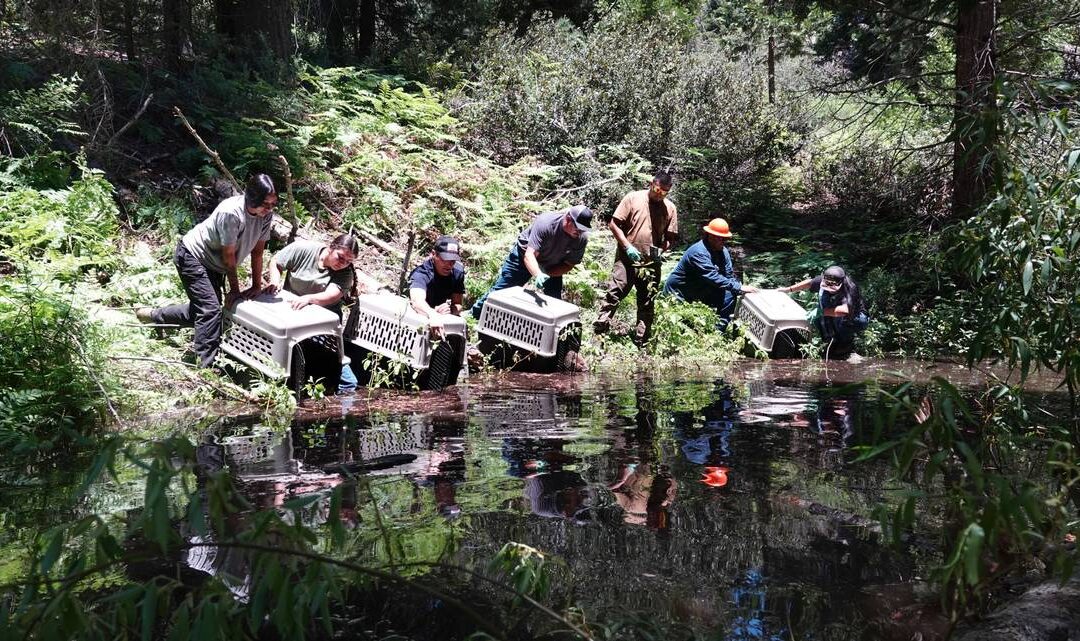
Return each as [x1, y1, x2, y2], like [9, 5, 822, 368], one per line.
[173, 106, 241, 191]
[108, 355, 259, 403]
[106, 93, 153, 148]
[269, 147, 300, 242]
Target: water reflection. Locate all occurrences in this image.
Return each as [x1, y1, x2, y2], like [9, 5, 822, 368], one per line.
[180, 377, 913, 639]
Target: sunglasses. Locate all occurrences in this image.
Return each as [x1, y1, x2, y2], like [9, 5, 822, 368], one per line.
[823, 278, 843, 288]
[651, 184, 671, 196]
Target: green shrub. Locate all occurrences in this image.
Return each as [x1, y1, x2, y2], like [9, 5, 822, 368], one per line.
[0, 73, 84, 156]
[0, 279, 112, 452]
[456, 12, 798, 227]
[0, 164, 120, 281]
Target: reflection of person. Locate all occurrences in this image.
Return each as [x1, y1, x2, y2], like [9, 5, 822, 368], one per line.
[663, 218, 759, 330]
[470, 205, 593, 318]
[780, 265, 869, 359]
[137, 174, 276, 367]
[407, 235, 465, 338]
[594, 172, 678, 344]
[810, 395, 856, 448]
[523, 470, 591, 522]
[609, 462, 677, 529]
[265, 234, 360, 392]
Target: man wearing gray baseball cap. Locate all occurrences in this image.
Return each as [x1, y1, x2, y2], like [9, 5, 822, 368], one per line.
[470, 205, 593, 319]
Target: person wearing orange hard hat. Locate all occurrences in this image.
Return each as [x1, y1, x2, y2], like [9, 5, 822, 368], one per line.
[663, 217, 758, 329]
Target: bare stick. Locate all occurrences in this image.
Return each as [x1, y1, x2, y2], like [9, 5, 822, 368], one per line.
[398, 229, 415, 293]
[271, 149, 299, 243]
[317, 200, 404, 258]
[106, 93, 154, 148]
[173, 106, 240, 191]
[108, 355, 259, 403]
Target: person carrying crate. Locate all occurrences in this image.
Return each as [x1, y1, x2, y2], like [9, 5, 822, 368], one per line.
[469, 205, 593, 319]
[264, 233, 361, 391]
[407, 235, 466, 338]
[137, 174, 277, 368]
[779, 265, 869, 359]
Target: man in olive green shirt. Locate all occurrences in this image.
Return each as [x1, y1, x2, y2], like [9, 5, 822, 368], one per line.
[267, 238, 355, 309]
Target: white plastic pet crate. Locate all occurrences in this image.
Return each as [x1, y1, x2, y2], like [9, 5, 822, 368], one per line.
[735, 290, 811, 353]
[477, 286, 581, 358]
[220, 291, 346, 379]
[344, 293, 466, 369]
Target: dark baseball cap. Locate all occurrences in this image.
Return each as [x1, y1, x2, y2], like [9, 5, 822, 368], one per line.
[568, 205, 593, 233]
[435, 235, 461, 261]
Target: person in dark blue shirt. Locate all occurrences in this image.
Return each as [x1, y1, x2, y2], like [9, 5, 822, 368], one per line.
[663, 218, 758, 328]
[407, 235, 466, 337]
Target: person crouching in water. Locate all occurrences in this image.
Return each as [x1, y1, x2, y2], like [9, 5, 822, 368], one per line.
[779, 265, 869, 359]
[663, 217, 758, 330]
[265, 234, 360, 391]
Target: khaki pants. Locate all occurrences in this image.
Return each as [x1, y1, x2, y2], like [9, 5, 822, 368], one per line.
[594, 259, 661, 343]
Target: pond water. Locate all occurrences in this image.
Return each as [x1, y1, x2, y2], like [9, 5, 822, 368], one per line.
[196, 361, 975, 640]
[3, 359, 1063, 640]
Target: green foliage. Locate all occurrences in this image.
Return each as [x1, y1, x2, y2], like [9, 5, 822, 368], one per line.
[0, 279, 112, 452]
[458, 11, 800, 226]
[859, 378, 1078, 616]
[489, 542, 553, 608]
[0, 163, 120, 281]
[0, 73, 84, 156]
[952, 82, 1080, 390]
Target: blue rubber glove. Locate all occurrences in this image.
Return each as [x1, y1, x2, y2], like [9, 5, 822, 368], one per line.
[533, 273, 550, 289]
[625, 246, 643, 262]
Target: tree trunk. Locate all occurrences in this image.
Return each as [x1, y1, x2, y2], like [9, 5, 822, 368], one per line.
[214, 0, 239, 37]
[767, 32, 776, 104]
[238, 0, 294, 60]
[356, 0, 375, 60]
[122, 0, 137, 60]
[162, 0, 184, 71]
[952, 0, 997, 218]
[323, 0, 347, 63]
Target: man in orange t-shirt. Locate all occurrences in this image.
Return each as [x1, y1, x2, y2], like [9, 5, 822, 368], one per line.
[594, 171, 679, 344]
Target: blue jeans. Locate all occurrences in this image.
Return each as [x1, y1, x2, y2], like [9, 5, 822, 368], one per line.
[338, 363, 358, 393]
[470, 245, 563, 319]
[814, 311, 869, 351]
[662, 282, 737, 330]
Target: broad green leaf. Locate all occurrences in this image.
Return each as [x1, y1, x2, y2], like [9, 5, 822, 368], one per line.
[1022, 259, 1033, 295]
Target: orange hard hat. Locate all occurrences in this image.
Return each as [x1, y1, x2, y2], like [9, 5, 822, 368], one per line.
[702, 218, 733, 238]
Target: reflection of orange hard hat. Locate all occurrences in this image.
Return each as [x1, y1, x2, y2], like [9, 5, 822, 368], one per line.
[701, 466, 730, 487]
[702, 218, 733, 238]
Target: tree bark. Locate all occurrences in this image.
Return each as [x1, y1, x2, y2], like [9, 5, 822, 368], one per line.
[952, 0, 997, 218]
[238, 0, 294, 60]
[162, 0, 184, 71]
[356, 0, 376, 60]
[767, 32, 776, 104]
[214, 0, 239, 37]
[122, 0, 137, 60]
[323, 0, 347, 63]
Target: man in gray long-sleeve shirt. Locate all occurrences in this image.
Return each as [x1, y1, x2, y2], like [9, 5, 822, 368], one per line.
[137, 174, 277, 367]
[470, 205, 593, 318]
